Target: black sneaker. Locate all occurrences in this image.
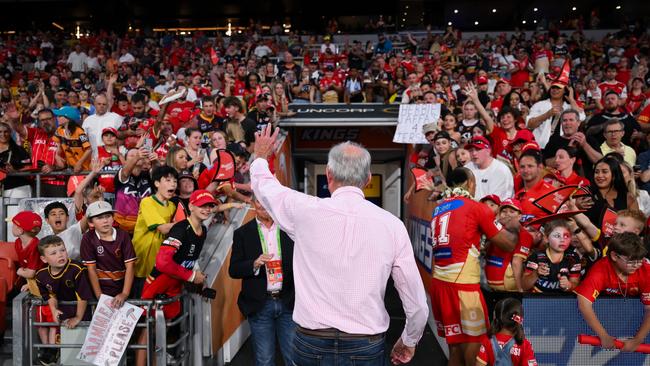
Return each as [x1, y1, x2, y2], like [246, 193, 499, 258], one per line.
[38, 348, 57, 365]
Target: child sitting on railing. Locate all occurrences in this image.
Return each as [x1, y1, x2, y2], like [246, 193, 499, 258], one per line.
[34, 235, 94, 365]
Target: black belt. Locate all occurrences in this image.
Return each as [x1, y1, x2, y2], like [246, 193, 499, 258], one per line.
[297, 326, 384, 341]
[268, 291, 282, 299]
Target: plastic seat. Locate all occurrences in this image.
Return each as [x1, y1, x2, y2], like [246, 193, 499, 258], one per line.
[0, 242, 18, 294]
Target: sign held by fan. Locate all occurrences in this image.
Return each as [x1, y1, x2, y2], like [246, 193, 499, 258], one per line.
[198, 149, 236, 189]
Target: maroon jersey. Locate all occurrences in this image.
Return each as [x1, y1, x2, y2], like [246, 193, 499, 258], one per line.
[35, 260, 94, 320]
[80, 228, 137, 296]
[432, 196, 500, 284]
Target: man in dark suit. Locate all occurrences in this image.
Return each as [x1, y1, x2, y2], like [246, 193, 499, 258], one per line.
[229, 195, 295, 366]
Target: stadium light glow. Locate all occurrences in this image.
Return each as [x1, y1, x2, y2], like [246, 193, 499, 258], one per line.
[474, 21, 479, 25]
[533, 7, 538, 12]
[616, 5, 621, 9]
[454, 9, 459, 14]
[572, 6, 577, 11]
[448, 21, 452, 26]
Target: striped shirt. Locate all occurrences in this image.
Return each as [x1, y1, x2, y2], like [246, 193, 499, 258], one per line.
[80, 228, 136, 296]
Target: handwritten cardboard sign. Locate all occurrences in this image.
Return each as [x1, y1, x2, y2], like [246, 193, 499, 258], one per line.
[392, 104, 441, 144]
[77, 295, 144, 366]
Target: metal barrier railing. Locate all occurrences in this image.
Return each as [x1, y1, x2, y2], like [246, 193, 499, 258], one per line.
[12, 291, 194, 366]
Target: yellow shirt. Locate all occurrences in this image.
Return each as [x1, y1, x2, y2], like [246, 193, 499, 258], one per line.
[132, 196, 176, 278]
[600, 142, 636, 167]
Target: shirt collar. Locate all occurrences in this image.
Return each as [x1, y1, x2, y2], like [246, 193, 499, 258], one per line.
[331, 186, 365, 199]
[95, 227, 117, 241]
[256, 218, 276, 231]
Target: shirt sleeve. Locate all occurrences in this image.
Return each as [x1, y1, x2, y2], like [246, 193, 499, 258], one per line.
[521, 340, 538, 365]
[639, 266, 650, 306]
[514, 229, 533, 259]
[391, 224, 429, 347]
[525, 252, 540, 274]
[74, 266, 95, 301]
[574, 260, 607, 302]
[80, 233, 96, 265]
[121, 232, 137, 263]
[476, 338, 490, 365]
[79, 131, 91, 149]
[568, 253, 582, 278]
[140, 198, 170, 231]
[155, 226, 193, 281]
[476, 203, 500, 239]
[35, 272, 53, 301]
[250, 158, 318, 240]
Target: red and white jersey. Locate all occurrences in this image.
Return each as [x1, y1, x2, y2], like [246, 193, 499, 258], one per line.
[431, 196, 500, 284]
[598, 80, 628, 100]
[477, 334, 538, 366]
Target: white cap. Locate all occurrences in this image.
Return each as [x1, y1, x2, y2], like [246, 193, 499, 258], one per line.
[86, 201, 115, 219]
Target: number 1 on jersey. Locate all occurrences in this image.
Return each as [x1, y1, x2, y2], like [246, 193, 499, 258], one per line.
[431, 212, 451, 247]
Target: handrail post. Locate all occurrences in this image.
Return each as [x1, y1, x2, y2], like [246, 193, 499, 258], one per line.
[35, 173, 41, 198]
[12, 292, 29, 366]
[155, 305, 167, 365]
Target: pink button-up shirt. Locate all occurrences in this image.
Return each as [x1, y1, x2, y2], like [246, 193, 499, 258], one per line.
[256, 219, 283, 292]
[250, 158, 428, 346]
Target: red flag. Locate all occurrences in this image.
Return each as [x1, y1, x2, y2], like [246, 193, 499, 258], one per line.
[198, 149, 236, 189]
[532, 185, 579, 214]
[602, 208, 618, 238]
[410, 167, 433, 192]
[551, 60, 571, 87]
[210, 48, 219, 65]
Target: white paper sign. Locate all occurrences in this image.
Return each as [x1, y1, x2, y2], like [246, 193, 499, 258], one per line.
[77, 294, 144, 366]
[392, 104, 441, 144]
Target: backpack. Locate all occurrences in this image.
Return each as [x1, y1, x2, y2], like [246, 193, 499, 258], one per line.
[490, 336, 516, 366]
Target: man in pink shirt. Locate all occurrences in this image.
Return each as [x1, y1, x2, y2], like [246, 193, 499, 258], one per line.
[250, 125, 428, 365]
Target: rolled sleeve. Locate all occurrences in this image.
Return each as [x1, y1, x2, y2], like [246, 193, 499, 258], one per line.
[391, 228, 428, 347]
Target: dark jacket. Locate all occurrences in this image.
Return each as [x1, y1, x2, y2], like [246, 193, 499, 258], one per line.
[229, 219, 295, 317]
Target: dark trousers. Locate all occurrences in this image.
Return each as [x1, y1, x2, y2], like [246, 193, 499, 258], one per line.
[248, 297, 296, 366]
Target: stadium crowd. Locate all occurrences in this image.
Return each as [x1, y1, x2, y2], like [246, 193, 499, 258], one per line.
[0, 19, 649, 366]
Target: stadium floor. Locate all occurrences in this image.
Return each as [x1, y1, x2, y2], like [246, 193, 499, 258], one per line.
[230, 279, 447, 365]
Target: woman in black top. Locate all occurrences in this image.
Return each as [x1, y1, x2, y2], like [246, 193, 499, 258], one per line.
[585, 154, 638, 232]
[0, 122, 32, 197]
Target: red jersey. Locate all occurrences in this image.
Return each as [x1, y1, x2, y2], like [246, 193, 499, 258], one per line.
[516, 179, 557, 222]
[27, 127, 59, 169]
[575, 257, 650, 304]
[559, 171, 590, 187]
[97, 146, 123, 193]
[485, 228, 533, 291]
[432, 196, 500, 284]
[626, 91, 648, 115]
[119, 115, 156, 149]
[319, 76, 342, 90]
[511, 58, 530, 88]
[233, 80, 246, 96]
[489, 126, 515, 161]
[598, 81, 628, 100]
[15, 237, 43, 271]
[476, 334, 537, 366]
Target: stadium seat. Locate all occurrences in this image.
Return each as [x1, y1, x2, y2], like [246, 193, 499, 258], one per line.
[0, 242, 18, 295]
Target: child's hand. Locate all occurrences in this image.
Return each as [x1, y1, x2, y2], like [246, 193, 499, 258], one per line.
[63, 316, 81, 329]
[111, 293, 128, 309]
[20, 284, 29, 292]
[54, 309, 64, 324]
[558, 274, 571, 291]
[599, 333, 617, 350]
[537, 263, 550, 277]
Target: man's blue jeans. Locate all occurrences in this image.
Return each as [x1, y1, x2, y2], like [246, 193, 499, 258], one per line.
[292, 328, 386, 365]
[248, 298, 296, 366]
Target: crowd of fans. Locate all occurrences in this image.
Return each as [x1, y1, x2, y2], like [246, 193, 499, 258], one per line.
[0, 20, 649, 365]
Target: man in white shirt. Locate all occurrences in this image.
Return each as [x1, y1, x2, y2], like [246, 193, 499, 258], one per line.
[525, 83, 585, 148]
[464, 136, 514, 201]
[118, 49, 135, 64]
[254, 43, 273, 58]
[67, 45, 87, 74]
[82, 94, 123, 157]
[85, 49, 100, 71]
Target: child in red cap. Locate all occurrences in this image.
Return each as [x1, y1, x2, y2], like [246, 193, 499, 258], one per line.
[10, 211, 57, 362]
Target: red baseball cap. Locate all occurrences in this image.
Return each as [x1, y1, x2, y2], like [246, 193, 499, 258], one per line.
[464, 136, 491, 150]
[102, 127, 118, 136]
[8, 211, 42, 232]
[189, 190, 217, 207]
[508, 129, 535, 148]
[500, 198, 522, 212]
[479, 194, 502, 206]
[520, 141, 541, 154]
[477, 75, 488, 85]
